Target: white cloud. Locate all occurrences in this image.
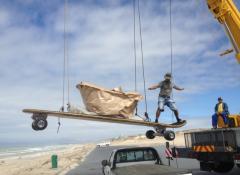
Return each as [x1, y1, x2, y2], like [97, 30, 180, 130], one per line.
[0, 8, 10, 27]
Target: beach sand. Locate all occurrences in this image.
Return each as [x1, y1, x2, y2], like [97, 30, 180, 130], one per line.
[0, 144, 95, 175]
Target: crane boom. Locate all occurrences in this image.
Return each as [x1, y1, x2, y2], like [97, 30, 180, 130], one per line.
[207, 0, 240, 63]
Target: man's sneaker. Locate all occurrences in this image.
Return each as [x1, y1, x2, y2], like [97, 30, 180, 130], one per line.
[177, 118, 183, 123]
[155, 119, 158, 123]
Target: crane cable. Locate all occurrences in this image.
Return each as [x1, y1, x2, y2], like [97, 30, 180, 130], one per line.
[169, 0, 173, 75]
[59, 0, 70, 133]
[137, 0, 148, 116]
[134, 0, 149, 121]
[65, 0, 70, 108]
[133, 0, 138, 114]
[66, 0, 70, 108]
[169, 0, 179, 168]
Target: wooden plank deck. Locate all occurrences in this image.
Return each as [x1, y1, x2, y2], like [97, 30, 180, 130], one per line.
[23, 109, 186, 128]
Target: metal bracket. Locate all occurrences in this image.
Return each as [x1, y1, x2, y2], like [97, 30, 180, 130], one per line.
[32, 113, 47, 121]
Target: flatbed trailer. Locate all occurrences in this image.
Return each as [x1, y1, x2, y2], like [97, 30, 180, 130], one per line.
[173, 128, 240, 173]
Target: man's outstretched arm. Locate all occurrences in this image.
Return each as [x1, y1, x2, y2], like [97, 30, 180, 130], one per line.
[173, 84, 184, 91]
[148, 83, 161, 90]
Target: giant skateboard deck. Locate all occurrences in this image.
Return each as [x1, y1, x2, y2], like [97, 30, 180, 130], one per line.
[23, 109, 186, 129]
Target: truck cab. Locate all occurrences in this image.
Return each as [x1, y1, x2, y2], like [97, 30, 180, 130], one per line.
[102, 147, 192, 175]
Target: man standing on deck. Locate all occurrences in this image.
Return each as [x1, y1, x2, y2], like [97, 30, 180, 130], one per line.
[212, 97, 229, 129]
[148, 73, 184, 123]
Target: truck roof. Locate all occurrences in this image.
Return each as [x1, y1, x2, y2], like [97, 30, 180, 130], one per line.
[112, 146, 158, 152]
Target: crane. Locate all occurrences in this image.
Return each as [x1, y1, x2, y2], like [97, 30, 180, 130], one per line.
[207, 0, 240, 63]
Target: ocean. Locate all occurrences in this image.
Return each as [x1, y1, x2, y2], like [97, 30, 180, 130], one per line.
[0, 144, 77, 160]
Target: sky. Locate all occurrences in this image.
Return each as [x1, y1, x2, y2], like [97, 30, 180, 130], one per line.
[0, 0, 239, 147]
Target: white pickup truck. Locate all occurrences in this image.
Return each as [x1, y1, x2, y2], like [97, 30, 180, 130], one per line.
[101, 147, 192, 175]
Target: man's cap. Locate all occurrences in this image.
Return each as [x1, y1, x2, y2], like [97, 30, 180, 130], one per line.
[218, 97, 223, 101]
[164, 73, 172, 79]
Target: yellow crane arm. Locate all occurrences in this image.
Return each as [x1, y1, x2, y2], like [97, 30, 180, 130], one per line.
[207, 0, 240, 63]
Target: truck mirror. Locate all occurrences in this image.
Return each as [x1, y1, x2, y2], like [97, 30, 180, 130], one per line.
[102, 160, 108, 166]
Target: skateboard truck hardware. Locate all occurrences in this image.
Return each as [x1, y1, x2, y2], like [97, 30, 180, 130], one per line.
[146, 126, 175, 141]
[31, 113, 48, 131]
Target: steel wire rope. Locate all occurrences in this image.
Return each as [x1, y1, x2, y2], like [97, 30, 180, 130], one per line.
[169, 0, 179, 168]
[59, 0, 69, 133]
[133, 0, 139, 116]
[133, 0, 137, 93]
[137, 0, 148, 117]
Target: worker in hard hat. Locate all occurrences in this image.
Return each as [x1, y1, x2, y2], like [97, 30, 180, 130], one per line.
[148, 73, 184, 123]
[212, 97, 229, 129]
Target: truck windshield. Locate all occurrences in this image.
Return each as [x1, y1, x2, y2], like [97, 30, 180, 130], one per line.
[115, 149, 156, 163]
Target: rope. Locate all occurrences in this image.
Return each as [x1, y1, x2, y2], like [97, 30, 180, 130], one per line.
[137, 0, 148, 114]
[169, 0, 179, 168]
[66, 0, 70, 105]
[133, 0, 137, 93]
[59, 0, 69, 132]
[169, 0, 174, 136]
[64, 0, 70, 106]
[169, 0, 174, 128]
[57, 117, 61, 133]
[62, 0, 67, 112]
[61, 0, 70, 107]
[169, 0, 173, 75]
[133, 0, 138, 115]
[61, 0, 70, 111]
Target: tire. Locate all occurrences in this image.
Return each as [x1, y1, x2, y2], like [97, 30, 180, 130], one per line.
[212, 162, 234, 173]
[164, 131, 175, 141]
[237, 164, 240, 168]
[35, 119, 48, 130]
[200, 161, 213, 171]
[32, 121, 39, 131]
[146, 130, 155, 139]
[102, 167, 106, 175]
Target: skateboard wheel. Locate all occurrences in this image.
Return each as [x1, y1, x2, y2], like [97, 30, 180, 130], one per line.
[164, 131, 175, 141]
[32, 121, 39, 131]
[146, 130, 155, 139]
[33, 119, 48, 130]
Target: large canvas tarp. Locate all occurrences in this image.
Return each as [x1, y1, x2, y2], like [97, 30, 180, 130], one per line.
[76, 82, 143, 118]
